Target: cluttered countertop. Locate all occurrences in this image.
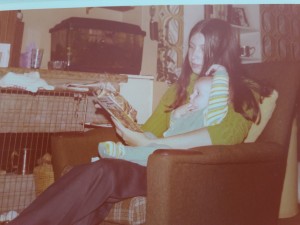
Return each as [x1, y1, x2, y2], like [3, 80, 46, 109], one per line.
[0, 67, 128, 90]
[0, 67, 130, 133]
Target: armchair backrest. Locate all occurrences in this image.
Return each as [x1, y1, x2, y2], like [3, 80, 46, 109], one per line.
[243, 61, 300, 147]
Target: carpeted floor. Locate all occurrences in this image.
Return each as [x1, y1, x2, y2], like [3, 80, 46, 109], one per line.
[278, 205, 300, 225]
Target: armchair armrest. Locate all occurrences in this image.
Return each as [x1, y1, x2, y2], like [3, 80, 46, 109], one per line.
[51, 127, 121, 180]
[146, 142, 286, 225]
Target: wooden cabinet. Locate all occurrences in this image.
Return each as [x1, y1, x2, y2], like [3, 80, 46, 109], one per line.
[0, 10, 24, 67]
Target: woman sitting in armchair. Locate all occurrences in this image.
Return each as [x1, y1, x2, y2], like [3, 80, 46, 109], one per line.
[9, 18, 270, 225]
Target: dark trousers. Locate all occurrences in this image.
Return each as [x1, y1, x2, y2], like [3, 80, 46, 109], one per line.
[9, 159, 147, 225]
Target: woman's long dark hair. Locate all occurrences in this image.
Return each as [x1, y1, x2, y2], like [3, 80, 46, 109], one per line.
[171, 18, 265, 123]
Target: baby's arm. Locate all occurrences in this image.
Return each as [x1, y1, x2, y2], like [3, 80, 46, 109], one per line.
[205, 64, 227, 76]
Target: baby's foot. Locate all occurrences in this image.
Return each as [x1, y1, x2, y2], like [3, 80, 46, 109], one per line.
[98, 141, 125, 159]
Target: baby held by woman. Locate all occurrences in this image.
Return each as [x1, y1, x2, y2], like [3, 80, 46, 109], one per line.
[99, 69, 229, 166]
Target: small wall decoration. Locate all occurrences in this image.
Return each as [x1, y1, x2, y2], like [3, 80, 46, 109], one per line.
[204, 5, 231, 21]
[156, 5, 183, 84]
[231, 7, 249, 27]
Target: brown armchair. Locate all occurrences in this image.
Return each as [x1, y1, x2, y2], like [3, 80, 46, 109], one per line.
[51, 61, 300, 225]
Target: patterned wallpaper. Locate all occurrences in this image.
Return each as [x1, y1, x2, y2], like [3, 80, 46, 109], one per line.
[261, 4, 300, 62]
[156, 5, 183, 84]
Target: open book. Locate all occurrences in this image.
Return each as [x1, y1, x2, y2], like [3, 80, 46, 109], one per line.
[93, 89, 143, 132]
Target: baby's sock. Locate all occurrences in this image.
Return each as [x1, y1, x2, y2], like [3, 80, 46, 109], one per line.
[98, 141, 170, 167]
[98, 141, 125, 159]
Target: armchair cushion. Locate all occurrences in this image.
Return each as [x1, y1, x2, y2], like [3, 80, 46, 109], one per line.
[147, 142, 286, 225]
[104, 196, 146, 225]
[244, 89, 278, 142]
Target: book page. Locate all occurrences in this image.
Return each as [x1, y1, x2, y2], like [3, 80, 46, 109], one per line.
[93, 91, 143, 132]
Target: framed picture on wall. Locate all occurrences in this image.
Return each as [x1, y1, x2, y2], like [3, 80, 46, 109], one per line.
[204, 5, 232, 22]
[230, 7, 249, 27]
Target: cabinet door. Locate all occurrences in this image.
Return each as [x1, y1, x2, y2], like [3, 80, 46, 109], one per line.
[0, 10, 24, 67]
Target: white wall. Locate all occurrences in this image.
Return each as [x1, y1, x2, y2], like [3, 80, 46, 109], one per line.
[120, 75, 154, 123]
[183, 5, 205, 56]
[122, 6, 158, 77]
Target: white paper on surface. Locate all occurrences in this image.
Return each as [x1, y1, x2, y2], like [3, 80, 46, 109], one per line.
[0, 43, 11, 67]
